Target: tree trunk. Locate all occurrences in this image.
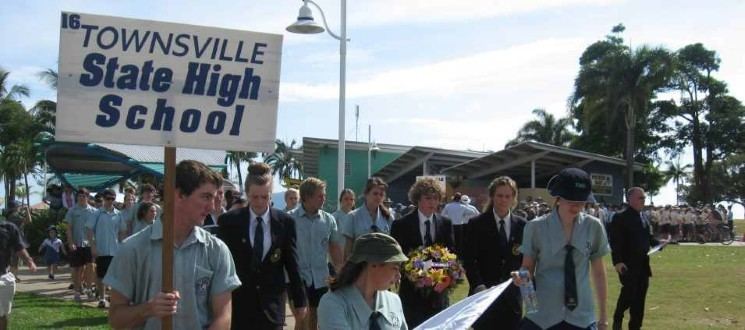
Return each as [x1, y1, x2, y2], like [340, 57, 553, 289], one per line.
[691, 114, 705, 201]
[23, 172, 31, 208]
[624, 105, 636, 190]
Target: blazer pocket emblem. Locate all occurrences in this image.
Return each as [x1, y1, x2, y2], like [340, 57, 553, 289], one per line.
[270, 248, 282, 263]
[512, 243, 521, 256]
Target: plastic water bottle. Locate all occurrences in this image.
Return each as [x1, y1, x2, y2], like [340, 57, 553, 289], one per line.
[518, 268, 539, 314]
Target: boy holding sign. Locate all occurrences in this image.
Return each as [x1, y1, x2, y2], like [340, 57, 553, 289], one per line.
[104, 160, 241, 329]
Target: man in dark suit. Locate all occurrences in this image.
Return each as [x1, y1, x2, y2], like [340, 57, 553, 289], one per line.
[609, 187, 662, 330]
[218, 163, 307, 329]
[391, 177, 455, 328]
[462, 176, 526, 330]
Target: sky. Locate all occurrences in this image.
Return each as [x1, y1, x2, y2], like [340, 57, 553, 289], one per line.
[2, 0, 745, 215]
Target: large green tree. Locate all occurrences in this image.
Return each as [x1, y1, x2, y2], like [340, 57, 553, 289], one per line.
[656, 44, 745, 203]
[506, 108, 575, 147]
[570, 24, 674, 189]
[707, 153, 745, 206]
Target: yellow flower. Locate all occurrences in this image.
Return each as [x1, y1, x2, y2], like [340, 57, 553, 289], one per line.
[430, 269, 445, 283]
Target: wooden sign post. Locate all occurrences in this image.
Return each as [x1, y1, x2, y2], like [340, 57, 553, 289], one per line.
[162, 147, 176, 329]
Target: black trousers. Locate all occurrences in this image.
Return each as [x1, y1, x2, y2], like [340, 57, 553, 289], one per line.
[472, 285, 521, 330]
[453, 224, 466, 255]
[613, 271, 649, 330]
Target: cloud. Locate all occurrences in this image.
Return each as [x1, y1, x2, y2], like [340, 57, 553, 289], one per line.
[281, 37, 588, 102]
[349, 0, 621, 26]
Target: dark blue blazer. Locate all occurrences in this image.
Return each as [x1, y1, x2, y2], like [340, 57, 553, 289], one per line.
[217, 207, 307, 329]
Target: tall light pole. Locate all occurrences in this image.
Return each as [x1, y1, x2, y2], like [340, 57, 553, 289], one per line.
[287, 0, 347, 208]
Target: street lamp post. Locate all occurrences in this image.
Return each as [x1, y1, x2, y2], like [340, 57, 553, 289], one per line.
[287, 0, 348, 209]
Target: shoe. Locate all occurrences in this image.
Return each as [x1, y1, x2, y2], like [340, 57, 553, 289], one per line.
[85, 288, 95, 299]
[68, 284, 75, 290]
[74, 293, 82, 303]
[48, 274, 55, 280]
[97, 299, 107, 308]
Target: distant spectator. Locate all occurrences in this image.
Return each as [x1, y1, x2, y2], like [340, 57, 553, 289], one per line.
[38, 226, 65, 280]
[284, 188, 300, 212]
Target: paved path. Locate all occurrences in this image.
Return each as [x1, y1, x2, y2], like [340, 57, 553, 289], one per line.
[14, 265, 297, 328]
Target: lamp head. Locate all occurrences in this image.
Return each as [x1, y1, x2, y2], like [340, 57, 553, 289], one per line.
[370, 142, 380, 152]
[286, 2, 325, 34]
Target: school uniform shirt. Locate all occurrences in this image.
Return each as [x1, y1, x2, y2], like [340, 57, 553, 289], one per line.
[41, 238, 64, 253]
[131, 219, 156, 237]
[85, 207, 123, 257]
[64, 204, 96, 246]
[289, 206, 343, 289]
[103, 220, 241, 330]
[519, 210, 610, 329]
[342, 206, 392, 241]
[318, 285, 408, 330]
[332, 210, 350, 249]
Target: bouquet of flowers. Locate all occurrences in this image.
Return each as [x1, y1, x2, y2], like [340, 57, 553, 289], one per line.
[403, 244, 465, 296]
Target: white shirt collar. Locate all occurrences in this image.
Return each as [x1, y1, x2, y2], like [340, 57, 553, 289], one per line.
[417, 210, 434, 225]
[249, 207, 270, 223]
[493, 208, 511, 222]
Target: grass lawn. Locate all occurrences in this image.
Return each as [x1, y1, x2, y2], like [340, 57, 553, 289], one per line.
[9, 245, 744, 329]
[449, 244, 744, 329]
[9, 292, 108, 329]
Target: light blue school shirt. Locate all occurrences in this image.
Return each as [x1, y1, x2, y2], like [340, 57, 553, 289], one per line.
[85, 207, 123, 257]
[318, 285, 407, 330]
[332, 209, 350, 249]
[520, 210, 610, 329]
[103, 220, 241, 330]
[130, 218, 156, 237]
[342, 206, 392, 242]
[289, 206, 344, 289]
[64, 204, 96, 246]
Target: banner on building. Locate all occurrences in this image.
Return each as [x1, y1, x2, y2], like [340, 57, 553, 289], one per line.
[590, 173, 613, 196]
[57, 12, 282, 152]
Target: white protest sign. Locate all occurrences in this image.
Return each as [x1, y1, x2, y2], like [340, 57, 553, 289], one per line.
[414, 279, 513, 330]
[57, 12, 282, 152]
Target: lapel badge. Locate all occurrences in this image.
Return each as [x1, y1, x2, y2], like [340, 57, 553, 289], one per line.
[270, 248, 282, 263]
[512, 242, 521, 256]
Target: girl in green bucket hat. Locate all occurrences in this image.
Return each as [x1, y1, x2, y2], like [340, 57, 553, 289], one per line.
[318, 232, 409, 329]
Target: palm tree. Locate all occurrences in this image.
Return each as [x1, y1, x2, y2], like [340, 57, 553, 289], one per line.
[664, 158, 691, 204]
[571, 24, 674, 188]
[506, 109, 575, 147]
[38, 68, 58, 89]
[264, 139, 303, 185]
[0, 67, 30, 101]
[224, 151, 258, 192]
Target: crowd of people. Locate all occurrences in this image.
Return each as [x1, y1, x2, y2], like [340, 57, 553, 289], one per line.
[0, 160, 740, 329]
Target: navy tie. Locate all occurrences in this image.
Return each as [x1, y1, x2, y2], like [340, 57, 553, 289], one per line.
[424, 220, 433, 246]
[254, 217, 264, 263]
[499, 219, 508, 246]
[564, 245, 577, 310]
[369, 311, 382, 330]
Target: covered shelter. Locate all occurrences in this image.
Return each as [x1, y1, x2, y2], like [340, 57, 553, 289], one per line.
[44, 142, 226, 191]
